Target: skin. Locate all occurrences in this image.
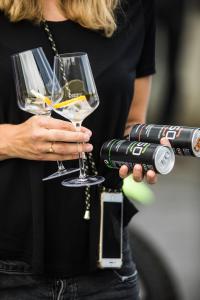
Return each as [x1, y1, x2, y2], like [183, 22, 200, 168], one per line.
[0, 116, 93, 161]
[121, 77, 171, 184]
[43, 0, 67, 21]
[0, 0, 170, 184]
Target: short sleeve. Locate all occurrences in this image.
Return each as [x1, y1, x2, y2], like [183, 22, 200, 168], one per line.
[136, 0, 156, 78]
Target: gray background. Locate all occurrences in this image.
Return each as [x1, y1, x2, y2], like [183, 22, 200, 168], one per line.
[129, 3, 200, 300]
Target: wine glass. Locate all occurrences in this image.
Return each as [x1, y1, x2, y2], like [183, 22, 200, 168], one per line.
[12, 47, 79, 180]
[52, 52, 105, 187]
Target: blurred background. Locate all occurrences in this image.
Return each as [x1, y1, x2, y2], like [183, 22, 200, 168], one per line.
[128, 1, 200, 299]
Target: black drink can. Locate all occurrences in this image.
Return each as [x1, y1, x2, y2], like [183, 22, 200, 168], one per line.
[100, 139, 175, 174]
[129, 124, 200, 157]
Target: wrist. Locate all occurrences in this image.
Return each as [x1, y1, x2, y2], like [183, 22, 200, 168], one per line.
[124, 121, 146, 137]
[0, 124, 19, 160]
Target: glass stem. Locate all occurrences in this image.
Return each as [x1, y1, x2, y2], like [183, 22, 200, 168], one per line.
[57, 161, 65, 172]
[48, 115, 66, 173]
[74, 122, 86, 179]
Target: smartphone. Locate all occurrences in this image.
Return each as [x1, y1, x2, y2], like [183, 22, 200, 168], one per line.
[98, 192, 123, 269]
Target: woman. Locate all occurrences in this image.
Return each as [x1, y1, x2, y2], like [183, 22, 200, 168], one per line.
[0, 0, 166, 299]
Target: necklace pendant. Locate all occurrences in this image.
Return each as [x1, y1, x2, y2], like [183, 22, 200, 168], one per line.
[84, 209, 90, 220]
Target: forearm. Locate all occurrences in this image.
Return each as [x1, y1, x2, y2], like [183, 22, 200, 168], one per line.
[124, 76, 152, 136]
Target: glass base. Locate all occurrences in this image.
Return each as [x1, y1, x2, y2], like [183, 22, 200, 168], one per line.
[62, 175, 105, 187]
[42, 168, 79, 181]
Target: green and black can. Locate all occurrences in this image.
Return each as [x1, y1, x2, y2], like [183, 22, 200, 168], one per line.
[100, 139, 175, 174]
[129, 124, 200, 157]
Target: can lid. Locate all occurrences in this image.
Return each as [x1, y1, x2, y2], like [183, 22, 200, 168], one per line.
[154, 146, 175, 174]
[192, 129, 200, 157]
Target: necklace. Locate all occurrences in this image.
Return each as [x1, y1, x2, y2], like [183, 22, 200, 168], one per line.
[42, 21, 122, 220]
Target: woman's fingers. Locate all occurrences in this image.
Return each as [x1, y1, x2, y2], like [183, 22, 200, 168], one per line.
[119, 163, 157, 185]
[12, 116, 94, 161]
[132, 166, 157, 184]
[36, 116, 92, 136]
[119, 165, 129, 178]
[160, 137, 171, 147]
[45, 129, 91, 143]
[45, 142, 93, 155]
[80, 126, 92, 137]
[36, 115, 75, 131]
[119, 164, 144, 182]
[146, 170, 158, 184]
[35, 142, 93, 161]
[133, 164, 143, 182]
[31, 116, 92, 144]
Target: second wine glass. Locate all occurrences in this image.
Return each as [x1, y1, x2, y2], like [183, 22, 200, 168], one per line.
[52, 52, 105, 187]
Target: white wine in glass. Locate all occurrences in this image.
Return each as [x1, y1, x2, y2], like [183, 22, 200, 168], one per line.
[12, 47, 79, 180]
[52, 52, 105, 187]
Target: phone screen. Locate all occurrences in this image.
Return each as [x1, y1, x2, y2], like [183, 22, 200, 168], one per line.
[102, 201, 122, 259]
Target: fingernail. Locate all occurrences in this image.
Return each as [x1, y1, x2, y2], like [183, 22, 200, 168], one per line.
[88, 130, 92, 137]
[86, 144, 93, 151]
[84, 134, 90, 141]
[134, 164, 141, 170]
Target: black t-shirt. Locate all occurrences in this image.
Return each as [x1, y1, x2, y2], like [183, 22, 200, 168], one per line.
[0, 0, 155, 276]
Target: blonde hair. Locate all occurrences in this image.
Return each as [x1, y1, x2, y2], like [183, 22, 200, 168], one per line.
[0, 0, 120, 37]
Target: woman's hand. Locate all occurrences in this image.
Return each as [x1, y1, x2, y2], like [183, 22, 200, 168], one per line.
[119, 138, 171, 184]
[0, 115, 93, 161]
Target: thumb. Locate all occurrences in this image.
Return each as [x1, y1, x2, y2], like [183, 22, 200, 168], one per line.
[160, 137, 171, 147]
